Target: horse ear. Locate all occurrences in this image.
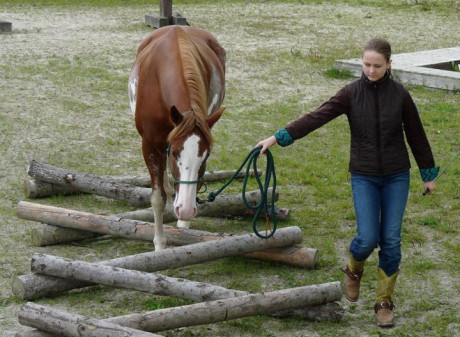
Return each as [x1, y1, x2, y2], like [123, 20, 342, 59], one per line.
[170, 106, 183, 125]
[207, 107, 225, 128]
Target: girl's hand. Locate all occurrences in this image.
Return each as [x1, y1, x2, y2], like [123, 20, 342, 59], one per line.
[255, 136, 277, 154]
[423, 180, 437, 195]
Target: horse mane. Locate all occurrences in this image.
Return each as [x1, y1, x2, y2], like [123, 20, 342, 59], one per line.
[167, 28, 213, 147]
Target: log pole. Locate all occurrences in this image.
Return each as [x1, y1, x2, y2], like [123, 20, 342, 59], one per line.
[18, 302, 163, 337]
[29, 253, 342, 322]
[27, 160, 151, 206]
[24, 169, 261, 197]
[12, 227, 303, 300]
[18, 201, 313, 268]
[19, 282, 341, 335]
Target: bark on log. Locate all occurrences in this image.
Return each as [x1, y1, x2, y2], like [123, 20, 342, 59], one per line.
[12, 227, 303, 300]
[31, 253, 247, 302]
[24, 169, 262, 197]
[25, 160, 261, 198]
[27, 160, 151, 206]
[24, 188, 290, 246]
[18, 302, 163, 337]
[18, 201, 313, 268]
[107, 282, 342, 332]
[18, 283, 341, 335]
[16, 302, 344, 337]
[30, 254, 343, 321]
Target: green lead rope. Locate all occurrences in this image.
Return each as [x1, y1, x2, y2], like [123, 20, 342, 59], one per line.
[198, 146, 277, 239]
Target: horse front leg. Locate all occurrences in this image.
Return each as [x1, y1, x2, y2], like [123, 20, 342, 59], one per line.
[150, 186, 167, 250]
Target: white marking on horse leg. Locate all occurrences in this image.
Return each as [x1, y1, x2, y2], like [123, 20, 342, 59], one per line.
[128, 64, 138, 118]
[151, 187, 167, 250]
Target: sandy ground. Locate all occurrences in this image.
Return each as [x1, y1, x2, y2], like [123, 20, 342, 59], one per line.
[1, 2, 459, 336]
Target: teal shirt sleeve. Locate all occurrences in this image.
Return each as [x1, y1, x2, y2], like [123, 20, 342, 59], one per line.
[419, 167, 439, 182]
[274, 128, 294, 147]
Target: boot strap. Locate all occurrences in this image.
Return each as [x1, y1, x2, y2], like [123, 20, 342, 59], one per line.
[374, 301, 395, 313]
[340, 266, 362, 281]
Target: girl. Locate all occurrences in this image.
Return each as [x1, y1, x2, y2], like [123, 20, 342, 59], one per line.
[256, 38, 438, 327]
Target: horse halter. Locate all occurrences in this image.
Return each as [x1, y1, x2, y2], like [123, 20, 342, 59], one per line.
[166, 144, 205, 186]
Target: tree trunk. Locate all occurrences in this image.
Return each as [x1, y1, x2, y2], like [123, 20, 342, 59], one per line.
[19, 282, 341, 335]
[18, 201, 314, 268]
[24, 169, 261, 197]
[18, 302, 162, 337]
[27, 160, 151, 206]
[12, 227, 302, 300]
[31, 253, 247, 302]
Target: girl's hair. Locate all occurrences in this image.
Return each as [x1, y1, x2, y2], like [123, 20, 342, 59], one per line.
[363, 38, 392, 62]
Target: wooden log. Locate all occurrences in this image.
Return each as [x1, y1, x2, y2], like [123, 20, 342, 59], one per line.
[31, 253, 247, 302]
[24, 169, 261, 197]
[18, 302, 163, 337]
[19, 283, 341, 335]
[27, 160, 151, 206]
[107, 282, 342, 332]
[30, 254, 342, 322]
[18, 201, 314, 268]
[15, 302, 345, 337]
[12, 226, 303, 300]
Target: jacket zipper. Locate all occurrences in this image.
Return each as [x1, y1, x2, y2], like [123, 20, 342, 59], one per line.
[374, 84, 383, 175]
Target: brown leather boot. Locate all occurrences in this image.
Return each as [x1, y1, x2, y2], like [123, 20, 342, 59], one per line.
[341, 265, 363, 302]
[374, 301, 395, 327]
[375, 268, 399, 327]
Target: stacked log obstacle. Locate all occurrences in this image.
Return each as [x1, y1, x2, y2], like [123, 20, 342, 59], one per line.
[17, 201, 315, 268]
[12, 227, 304, 300]
[28, 253, 343, 321]
[18, 188, 290, 246]
[24, 162, 261, 198]
[27, 160, 151, 206]
[19, 282, 341, 336]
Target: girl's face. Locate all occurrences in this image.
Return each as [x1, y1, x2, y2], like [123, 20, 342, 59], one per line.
[362, 50, 391, 82]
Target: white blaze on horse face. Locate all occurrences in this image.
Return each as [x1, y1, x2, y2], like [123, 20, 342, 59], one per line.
[128, 64, 138, 118]
[173, 134, 207, 221]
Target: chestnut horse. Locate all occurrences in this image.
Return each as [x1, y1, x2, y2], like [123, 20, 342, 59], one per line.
[128, 26, 226, 250]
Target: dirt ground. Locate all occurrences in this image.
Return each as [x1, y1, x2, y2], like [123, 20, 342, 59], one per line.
[1, 2, 459, 336]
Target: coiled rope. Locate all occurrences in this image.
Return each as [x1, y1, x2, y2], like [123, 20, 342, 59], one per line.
[198, 146, 277, 239]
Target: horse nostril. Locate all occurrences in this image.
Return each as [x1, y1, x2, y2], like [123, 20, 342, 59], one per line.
[175, 206, 181, 217]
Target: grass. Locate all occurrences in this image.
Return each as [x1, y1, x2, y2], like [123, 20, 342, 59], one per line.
[1, 1, 459, 336]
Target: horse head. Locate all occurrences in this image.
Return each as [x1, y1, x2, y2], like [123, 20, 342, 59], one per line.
[167, 106, 224, 221]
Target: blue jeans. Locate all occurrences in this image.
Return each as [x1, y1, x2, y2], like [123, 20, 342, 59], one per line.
[349, 171, 410, 276]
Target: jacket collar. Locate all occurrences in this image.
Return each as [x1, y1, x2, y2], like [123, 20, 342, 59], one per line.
[361, 72, 391, 89]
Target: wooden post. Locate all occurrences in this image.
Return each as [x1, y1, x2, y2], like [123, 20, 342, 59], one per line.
[12, 227, 303, 300]
[145, 0, 188, 28]
[19, 283, 341, 335]
[0, 20, 12, 32]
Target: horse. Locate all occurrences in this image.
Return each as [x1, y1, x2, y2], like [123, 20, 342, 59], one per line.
[128, 26, 226, 250]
